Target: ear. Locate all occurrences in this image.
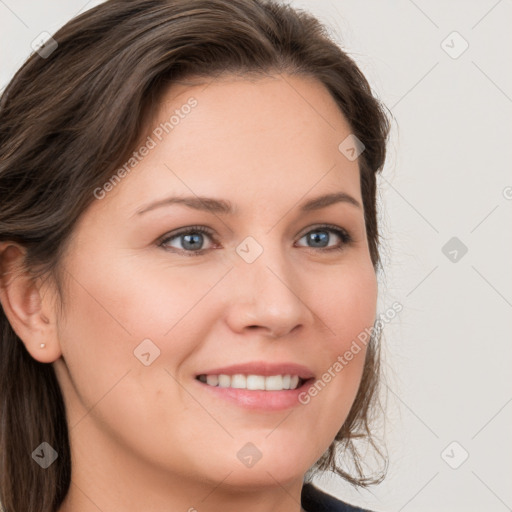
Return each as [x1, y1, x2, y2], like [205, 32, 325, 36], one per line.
[0, 242, 62, 363]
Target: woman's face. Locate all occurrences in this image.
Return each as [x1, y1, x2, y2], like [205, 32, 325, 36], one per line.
[51, 74, 377, 494]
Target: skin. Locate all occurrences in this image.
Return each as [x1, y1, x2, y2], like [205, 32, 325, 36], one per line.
[0, 73, 377, 512]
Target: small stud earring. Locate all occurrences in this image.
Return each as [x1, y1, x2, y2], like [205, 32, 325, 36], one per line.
[40, 343, 46, 349]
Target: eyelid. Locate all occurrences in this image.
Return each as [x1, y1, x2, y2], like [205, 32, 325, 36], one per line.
[297, 223, 351, 240]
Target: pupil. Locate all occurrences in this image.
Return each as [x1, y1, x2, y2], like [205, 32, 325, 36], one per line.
[183, 233, 203, 250]
[309, 231, 328, 247]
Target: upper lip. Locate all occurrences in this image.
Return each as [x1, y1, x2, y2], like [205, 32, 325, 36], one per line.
[196, 361, 315, 379]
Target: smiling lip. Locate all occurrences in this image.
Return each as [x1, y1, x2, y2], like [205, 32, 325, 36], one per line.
[194, 361, 315, 411]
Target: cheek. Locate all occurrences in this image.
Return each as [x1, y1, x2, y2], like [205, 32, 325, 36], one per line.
[56, 252, 223, 411]
[76, 248, 226, 338]
[55, 256, 251, 477]
[55, 262, 198, 458]
[315, 260, 377, 351]
[299, 261, 377, 434]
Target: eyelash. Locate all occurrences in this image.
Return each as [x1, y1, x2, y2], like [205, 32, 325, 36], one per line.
[157, 224, 353, 257]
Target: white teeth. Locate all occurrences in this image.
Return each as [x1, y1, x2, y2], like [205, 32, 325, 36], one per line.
[246, 375, 265, 390]
[206, 374, 218, 387]
[199, 373, 303, 391]
[218, 374, 231, 388]
[265, 375, 283, 391]
[231, 374, 246, 389]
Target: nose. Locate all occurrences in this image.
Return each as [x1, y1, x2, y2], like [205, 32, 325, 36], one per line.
[223, 245, 314, 339]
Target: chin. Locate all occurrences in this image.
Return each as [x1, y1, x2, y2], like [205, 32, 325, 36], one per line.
[219, 461, 306, 489]
[219, 442, 315, 488]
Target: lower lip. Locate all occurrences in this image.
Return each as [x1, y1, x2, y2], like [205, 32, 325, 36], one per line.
[195, 378, 314, 411]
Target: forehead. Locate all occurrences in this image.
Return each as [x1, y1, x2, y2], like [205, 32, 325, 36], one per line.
[96, 74, 362, 216]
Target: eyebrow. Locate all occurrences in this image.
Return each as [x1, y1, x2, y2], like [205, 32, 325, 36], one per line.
[135, 191, 362, 216]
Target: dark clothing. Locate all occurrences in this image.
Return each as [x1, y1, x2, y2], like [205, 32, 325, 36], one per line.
[301, 483, 374, 512]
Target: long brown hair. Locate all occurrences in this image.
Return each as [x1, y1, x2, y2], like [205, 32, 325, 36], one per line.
[0, 1, 391, 510]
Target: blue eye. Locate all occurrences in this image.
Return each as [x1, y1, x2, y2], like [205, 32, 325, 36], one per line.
[159, 225, 215, 255]
[158, 224, 352, 256]
[296, 225, 352, 251]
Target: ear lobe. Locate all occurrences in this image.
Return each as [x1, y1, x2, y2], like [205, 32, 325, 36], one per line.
[0, 242, 62, 363]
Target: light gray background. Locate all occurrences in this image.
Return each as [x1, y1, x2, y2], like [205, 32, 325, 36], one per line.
[1, 1, 511, 511]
